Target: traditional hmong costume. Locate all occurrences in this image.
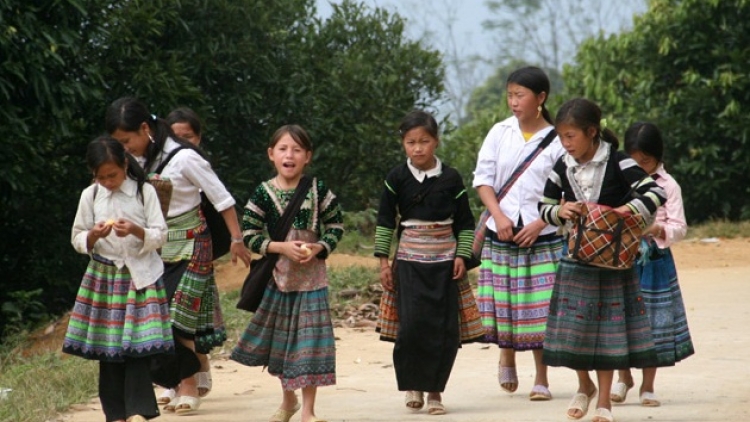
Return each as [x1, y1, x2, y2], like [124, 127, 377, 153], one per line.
[231, 178, 343, 390]
[64, 179, 173, 421]
[538, 141, 666, 370]
[375, 159, 481, 393]
[636, 164, 694, 366]
[472, 119, 566, 352]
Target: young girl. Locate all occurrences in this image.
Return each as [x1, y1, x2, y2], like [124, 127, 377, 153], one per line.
[473, 66, 565, 401]
[63, 136, 173, 422]
[106, 97, 251, 415]
[610, 122, 695, 407]
[230, 125, 343, 422]
[375, 110, 481, 415]
[538, 99, 666, 422]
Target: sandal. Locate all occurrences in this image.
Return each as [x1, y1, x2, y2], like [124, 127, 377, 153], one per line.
[566, 387, 597, 420]
[498, 365, 518, 393]
[157, 388, 176, 405]
[610, 382, 633, 403]
[529, 384, 552, 401]
[640, 391, 661, 407]
[405, 391, 424, 410]
[174, 395, 201, 416]
[163, 396, 178, 412]
[427, 399, 446, 415]
[196, 371, 212, 398]
[592, 407, 615, 422]
[269, 402, 301, 422]
[127, 416, 147, 422]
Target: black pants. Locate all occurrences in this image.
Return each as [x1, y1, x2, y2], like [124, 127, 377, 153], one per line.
[99, 358, 159, 421]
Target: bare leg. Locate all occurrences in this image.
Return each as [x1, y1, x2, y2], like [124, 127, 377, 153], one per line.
[641, 367, 657, 394]
[594, 370, 614, 411]
[531, 349, 548, 388]
[300, 386, 319, 422]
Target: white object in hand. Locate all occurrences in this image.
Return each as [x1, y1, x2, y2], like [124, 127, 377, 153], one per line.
[300, 244, 312, 257]
[105, 219, 116, 227]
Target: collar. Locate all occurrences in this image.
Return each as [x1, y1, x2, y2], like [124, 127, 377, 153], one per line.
[99, 177, 137, 198]
[652, 163, 667, 180]
[508, 117, 554, 143]
[563, 140, 611, 168]
[407, 157, 442, 182]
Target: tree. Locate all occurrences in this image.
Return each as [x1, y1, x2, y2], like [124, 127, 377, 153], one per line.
[563, 0, 750, 221]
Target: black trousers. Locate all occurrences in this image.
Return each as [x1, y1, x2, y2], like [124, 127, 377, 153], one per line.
[99, 358, 159, 421]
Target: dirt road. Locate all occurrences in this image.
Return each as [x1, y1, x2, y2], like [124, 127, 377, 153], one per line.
[61, 238, 750, 421]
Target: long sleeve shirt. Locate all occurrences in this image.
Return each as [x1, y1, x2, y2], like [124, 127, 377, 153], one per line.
[652, 164, 687, 248]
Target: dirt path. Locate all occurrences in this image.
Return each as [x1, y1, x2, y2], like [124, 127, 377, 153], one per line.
[61, 238, 750, 421]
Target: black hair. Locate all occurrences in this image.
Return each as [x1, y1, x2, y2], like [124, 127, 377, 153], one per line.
[555, 98, 619, 150]
[624, 122, 664, 163]
[398, 110, 439, 140]
[507, 66, 553, 124]
[105, 97, 207, 172]
[86, 135, 146, 200]
[269, 124, 313, 151]
[166, 107, 203, 136]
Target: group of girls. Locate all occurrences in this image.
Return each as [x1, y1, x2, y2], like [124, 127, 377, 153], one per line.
[375, 66, 693, 422]
[63, 63, 693, 422]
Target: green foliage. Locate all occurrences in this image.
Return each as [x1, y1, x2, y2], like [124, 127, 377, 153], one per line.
[563, 0, 750, 222]
[0, 0, 445, 338]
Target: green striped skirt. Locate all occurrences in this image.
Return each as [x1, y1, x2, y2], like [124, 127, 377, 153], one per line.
[63, 255, 174, 362]
[542, 258, 658, 370]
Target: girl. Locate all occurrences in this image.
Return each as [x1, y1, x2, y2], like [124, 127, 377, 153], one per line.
[610, 122, 695, 407]
[230, 125, 343, 422]
[375, 110, 481, 415]
[106, 97, 252, 415]
[472, 66, 565, 400]
[163, 106, 223, 400]
[63, 136, 173, 422]
[538, 98, 666, 422]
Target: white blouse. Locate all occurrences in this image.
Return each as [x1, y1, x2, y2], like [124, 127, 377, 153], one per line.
[472, 116, 565, 235]
[71, 178, 167, 289]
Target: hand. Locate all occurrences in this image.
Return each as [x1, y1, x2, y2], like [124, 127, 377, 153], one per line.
[492, 213, 514, 242]
[298, 242, 324, 264]
[230, 241, 252, 267]
[380, 263, 394, 291]
[512, 219, 545, 248]
[452, 257, 466, 280]
[278, 240, 309, 262]
[557, 201, 583, 220]
[111, 218, 137, 237]
[91, 220, 113, 240]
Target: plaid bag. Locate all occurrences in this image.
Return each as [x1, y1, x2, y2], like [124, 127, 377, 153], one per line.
[568, 202, 645, 270]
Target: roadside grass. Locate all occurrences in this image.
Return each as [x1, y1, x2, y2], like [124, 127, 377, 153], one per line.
[2, 218, 747, 421]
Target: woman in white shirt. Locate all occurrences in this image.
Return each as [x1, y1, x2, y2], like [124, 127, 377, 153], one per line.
[472, 66, 565, 401]
[106, 97, 251, 415]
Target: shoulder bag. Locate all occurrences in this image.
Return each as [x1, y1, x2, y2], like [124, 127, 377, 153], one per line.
[472, 129, 557, 256]
[236, 175, 314, 312]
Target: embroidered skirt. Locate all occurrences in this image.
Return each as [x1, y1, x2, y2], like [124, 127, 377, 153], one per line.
[63, 255, 174, 362]
[543, 258, 658, 370]
[637, 242, 694, 366]
[230, 284, 336, 391]
[477, 230, 563, 350]
[162, 209, 226, 352]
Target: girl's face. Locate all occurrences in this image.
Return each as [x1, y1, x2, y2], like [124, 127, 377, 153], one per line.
[171, 122, 201, 146]
[557, 123, 598, 163]
[630, 150, 659, 174]
[267, 133, 311, 182]
[111, 122, 150, 157]
[506, 83, 545, 124]
[402, 126, 438, 171]
[94, 161, 127, 192]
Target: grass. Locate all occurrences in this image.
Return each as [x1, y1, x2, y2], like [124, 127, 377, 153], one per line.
[1, 218, 746, 421]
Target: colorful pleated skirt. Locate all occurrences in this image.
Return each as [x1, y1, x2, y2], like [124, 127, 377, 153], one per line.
[63, 255, 174, 362]
[230, 284, 336, 391]
[543, 258, 658, 370]
[477, 230, 563, 350]
[637, 242, 694, 366]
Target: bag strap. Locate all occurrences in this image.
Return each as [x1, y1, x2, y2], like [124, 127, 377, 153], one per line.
[494, 129, 557, 203]
[153, 147, 187, 174]
[268, 175, 314, 242]
[400, 169, 455, 218]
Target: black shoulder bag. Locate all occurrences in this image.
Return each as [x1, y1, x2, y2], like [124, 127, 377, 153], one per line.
[236, 175, 314, 312]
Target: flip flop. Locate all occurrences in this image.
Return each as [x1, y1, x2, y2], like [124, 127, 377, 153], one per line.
[196, 371, 212, 398]
[529, 384, 552, 401]
[427, 399, 446, 415]
[174, 395, 201, 416]
[610, 382, 633, 403]
[566, 387, 597, 420]
[405, 391, 425, 410]
[640, 391, 661, 407]
[498, 365, 518, 393]
[592, 407, 615, 422]
[269, 402, 301, 422]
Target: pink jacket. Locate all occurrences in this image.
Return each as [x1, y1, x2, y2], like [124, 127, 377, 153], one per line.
[652, 164, 687, 248]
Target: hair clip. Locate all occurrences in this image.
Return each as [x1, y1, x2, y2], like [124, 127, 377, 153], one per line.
[151, 114, 158, 122]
